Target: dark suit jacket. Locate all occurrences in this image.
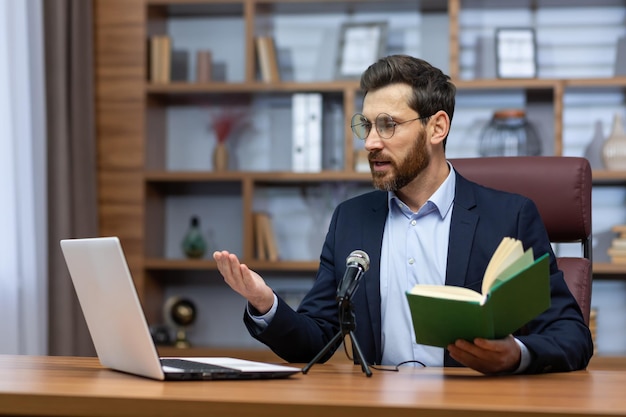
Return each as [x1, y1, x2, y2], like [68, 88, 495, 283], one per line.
[245, 170, 594, 374]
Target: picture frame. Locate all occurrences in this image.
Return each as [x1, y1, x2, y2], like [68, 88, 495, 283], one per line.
[335, 22, 388, 79]
[495, 28, 537, 79]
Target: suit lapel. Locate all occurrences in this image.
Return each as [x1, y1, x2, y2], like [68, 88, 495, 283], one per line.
[446, 173, 479, 287]
[360, 193, 388, 363]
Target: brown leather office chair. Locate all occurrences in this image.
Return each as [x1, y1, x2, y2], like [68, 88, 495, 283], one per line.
[451, 156, 592, 325]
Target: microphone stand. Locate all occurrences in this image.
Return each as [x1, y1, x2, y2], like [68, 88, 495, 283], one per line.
[302, 297, 372, 377]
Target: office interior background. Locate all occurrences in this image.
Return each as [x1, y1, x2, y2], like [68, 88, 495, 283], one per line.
[2, 0, 626, 358]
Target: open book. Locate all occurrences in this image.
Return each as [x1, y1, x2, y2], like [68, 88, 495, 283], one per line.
[405, 237, 550, 348]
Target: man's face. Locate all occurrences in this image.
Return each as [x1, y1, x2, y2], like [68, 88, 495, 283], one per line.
[361, 84, 430, 191]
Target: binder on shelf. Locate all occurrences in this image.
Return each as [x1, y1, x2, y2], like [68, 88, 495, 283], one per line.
[292, 93, 308, 172]
[291, 93, 322, 172]
[306, 93, 323, 172]
[255, 36, 281, 83]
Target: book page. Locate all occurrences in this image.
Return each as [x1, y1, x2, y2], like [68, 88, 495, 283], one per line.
[481, 237, 524, 294]
[407, 284, 484, 303]
[489, 248, 534, 290]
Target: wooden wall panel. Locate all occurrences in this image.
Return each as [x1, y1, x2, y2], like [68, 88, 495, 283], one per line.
[94, 0, 146, 296]
[97, 104, 143, 169]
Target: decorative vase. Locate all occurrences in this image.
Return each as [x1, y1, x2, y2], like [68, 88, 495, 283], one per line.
[212, 142, 229, 172]
[584, 120, 605, 170]
[181, 216, 207, 259]
[602, 114, 626, 170]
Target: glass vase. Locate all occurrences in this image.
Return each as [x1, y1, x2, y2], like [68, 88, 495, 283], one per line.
[478, 109, 542, 157]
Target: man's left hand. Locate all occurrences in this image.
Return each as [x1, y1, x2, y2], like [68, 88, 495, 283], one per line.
[447, 335, 521, 375]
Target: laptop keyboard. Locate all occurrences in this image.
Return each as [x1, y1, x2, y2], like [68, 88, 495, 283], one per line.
[160, 358, 240, 374]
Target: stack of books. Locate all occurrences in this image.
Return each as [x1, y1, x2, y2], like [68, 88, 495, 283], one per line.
[607, 225, 626, 263]
[253, 212, 279, 261]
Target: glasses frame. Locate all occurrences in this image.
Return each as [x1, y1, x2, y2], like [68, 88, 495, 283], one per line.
[351, 112, 431, 140]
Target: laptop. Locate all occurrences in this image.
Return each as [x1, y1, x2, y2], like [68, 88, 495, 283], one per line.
[60, 236, 301, 381]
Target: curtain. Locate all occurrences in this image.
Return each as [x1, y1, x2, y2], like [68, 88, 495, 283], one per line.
[45, 0, 97, 357]
[0, 0, 48, 355]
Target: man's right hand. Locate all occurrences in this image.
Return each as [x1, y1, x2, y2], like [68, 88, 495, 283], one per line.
[213, 250, 275, 314]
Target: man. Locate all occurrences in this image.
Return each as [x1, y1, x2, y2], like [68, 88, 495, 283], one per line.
[214, 55, 593, 374]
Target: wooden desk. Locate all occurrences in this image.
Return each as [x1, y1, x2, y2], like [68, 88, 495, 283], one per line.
[1, 355, 625, 417]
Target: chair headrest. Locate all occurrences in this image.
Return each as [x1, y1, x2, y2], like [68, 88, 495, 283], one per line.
[451, 156, 592, 243]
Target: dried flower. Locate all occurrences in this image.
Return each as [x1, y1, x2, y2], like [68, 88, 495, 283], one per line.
[211, 110, 244, 144]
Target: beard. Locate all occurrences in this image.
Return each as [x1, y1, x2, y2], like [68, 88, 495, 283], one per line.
[370, 130, 430, 191]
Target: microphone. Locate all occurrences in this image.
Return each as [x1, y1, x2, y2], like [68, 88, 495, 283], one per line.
[336, 250, 370, 302]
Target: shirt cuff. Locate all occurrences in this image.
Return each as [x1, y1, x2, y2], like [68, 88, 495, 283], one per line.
[247, 293, 278, 329]
[513, 337, 531, 373]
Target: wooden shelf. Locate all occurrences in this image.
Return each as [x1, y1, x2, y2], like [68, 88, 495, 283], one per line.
[144, 169, 626, 183]
[144, 260, 626, 277]
[593, 262, 626, 277]
[456, 77, 626, 91]
[145, 258, 319, 272]
[145, 170, 372, 182]
[592, 170, 626, 183]
[146, 80, 360, 94]
[564, 77, 626, 88]
[455, 78, 558, 90]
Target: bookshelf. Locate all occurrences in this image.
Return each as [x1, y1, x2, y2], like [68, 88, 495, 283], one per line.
[94, 0, 626, 355]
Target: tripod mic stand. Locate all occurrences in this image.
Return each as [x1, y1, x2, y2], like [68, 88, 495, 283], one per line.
[302, 297, 372, 377]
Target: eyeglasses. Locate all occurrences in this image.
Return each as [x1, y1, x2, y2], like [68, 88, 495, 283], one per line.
[351, 113, 431, 140]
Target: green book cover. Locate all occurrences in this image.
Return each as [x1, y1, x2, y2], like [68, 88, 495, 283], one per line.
[405, 253, 550, 348]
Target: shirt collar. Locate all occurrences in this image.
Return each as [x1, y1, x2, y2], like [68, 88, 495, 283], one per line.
[387, 161, 456, 219]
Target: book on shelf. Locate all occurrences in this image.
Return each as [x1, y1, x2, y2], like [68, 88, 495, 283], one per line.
[292, 93, 322, 172]
[607, 247, 626, 263]
[253, 213, 267, 261]
[611, 224, 626, 236]
[608, 225, 626, 263]
[405, 237, 550, 348]
[149, 35, 171, 83]
[255, 36, 281, 83]
[149, 36, 161, 82]
[253, 212, 279, 261]
[171, 50, 189, 82]
[610, 237, 626, 250]
[195, 50, 212, 83]
[607, 248, 626, 264]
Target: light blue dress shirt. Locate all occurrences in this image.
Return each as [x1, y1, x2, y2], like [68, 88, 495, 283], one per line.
[379, 164, 455, 366]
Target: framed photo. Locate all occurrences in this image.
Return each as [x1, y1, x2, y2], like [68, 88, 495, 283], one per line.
[336, 22, 388, 79]
[495, 28, 537, 79]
